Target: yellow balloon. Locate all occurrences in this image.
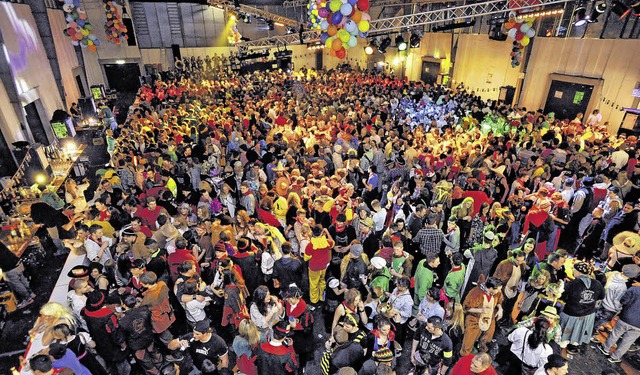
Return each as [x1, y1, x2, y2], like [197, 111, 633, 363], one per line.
[330, 0, 341, 12]
[521, 35, 530, 46]
[338, 29, 350, 42]
[325, 37, 334, 49]
[312, 9, 318, 15]
[358, 20, 369, 33]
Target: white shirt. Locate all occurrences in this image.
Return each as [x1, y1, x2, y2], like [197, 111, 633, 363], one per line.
[611, 150, 629, 171]
[508, 327, 553, 368]
[372, 209, 387, 232]
[586, 113, 602, 126]
[84, 236, 113, 265]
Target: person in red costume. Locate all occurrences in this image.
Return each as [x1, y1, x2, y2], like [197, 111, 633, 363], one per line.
[451, 353, 498, 375]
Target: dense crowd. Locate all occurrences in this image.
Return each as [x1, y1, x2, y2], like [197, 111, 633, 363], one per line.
[12, 63, 640, 375]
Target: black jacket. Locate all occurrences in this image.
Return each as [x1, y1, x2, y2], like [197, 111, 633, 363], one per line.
[119, 306, 154, 351]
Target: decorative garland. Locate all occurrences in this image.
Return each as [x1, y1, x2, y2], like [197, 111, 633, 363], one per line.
[314, 0, 372, 59]
[61, 0, 99, 51]
[103, 1, 128, 45]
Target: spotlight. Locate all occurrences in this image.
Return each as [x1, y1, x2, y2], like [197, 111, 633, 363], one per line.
[378, 36, 391, 53]
[588, 1, 607, 22]
[573, 6, 588, 26]
[229, 13, 236, 22]
[35, 174, 47, 185]
[364, 45, 374, 55]
[611, 0, 630, 18]
[409, 33, 421, 48]
[396, 35, 407, 51]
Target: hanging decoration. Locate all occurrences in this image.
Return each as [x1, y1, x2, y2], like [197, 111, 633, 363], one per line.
[307, 0, 322, 29]
[227, 13, 242, 45]
[503, 11, 535, 68]
[60, 0, 99, 51]
[314, 0, 372, 59]
[103, 1, 128, 45]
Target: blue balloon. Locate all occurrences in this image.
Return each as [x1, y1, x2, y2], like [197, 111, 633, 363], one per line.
[348, 0, 357, 5]
[320, 32, 329, 43]
[331, 12, 343, 25]
[320, 20, 329, 30]
[359, 31, 368, 38]
[326, 1, 332, 11]
[344, 20, 357, 33]
[93, 39, 100, 46]
[76, 19, 85, 27]
[73, 0, 80, 6]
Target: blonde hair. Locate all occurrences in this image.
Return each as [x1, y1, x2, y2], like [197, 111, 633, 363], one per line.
[449, 302, 465, 332]
[238, 319, 261, 345]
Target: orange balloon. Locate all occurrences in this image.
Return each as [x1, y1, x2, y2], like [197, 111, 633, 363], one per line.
[329, 48, 337, 56]
[351, 9, 362, 23]
[505, 22, 516, 29]
[88, 44, 97, 51]
[332, 38, 342, 51]
[327, 24, 337, 36]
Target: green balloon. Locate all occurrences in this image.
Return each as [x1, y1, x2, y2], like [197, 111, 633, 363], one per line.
[85, 24, 92, 31]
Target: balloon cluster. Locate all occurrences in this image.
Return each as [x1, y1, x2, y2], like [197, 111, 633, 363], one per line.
[227, 15, 242, 45]
[307, 0, 322, 29]
[60, 0, 99, 51]
[504, 12, 535, 68]
[316, 0, 372, 59]
[103, 1, 128, 45]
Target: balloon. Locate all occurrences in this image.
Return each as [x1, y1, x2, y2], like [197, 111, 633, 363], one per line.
[337, 29, 350, 42]
[510, 52, 516, 57]
[520, 23, 530, 33]
[79, 13, 87, 20]
[347, 35, 357, 47]
[71, 40, 79, 46]
[66, 15, 74, 22]
[73, 0, 80, 5]
[312, 9, 318, 15]
[348, 0, 357, 4]
[329, 48, 337, 56]
[81, 29, 89, 36]
[331, 11, 343, 24]
[505, 22, 515, 29]
[526, 28, 535, 37]
[63, 4, 74, 13]
[508, 28, 517, 39]
[67, 27, 76, 35]
[87, 40, 93, 45]
[330, 0, 341, 12]
[320, 32, 329, 43]
[340, 3, 352, 15]
[88, 44, 97, 52]
[89, 33, 97, 40]
[325, 36, 334, 49]
[359, 31, 368, 38]
[85, 24, 92, 31]
[76, 19, 84, 27]
[318, 8, 329, 18]
[336, 47, 346, 59]
[356, 0, 369, 11]
[351, 9, 362, 22]
[69, 21, 77, 28]
[361, 12, 371, 21]
[93, 39, 100, 46]
[327, 24, 337, 36]
[358, 20, 369, 32]
[321, 20, 329, 30]
[515, 32, 524, 41]
[521, 35, 530, 46]
[81, 38, 88, 45]
[326, 1, 332, 11]
[332, 37, 342, 51]
[345, 20, 357, 33]
[338, 17, 346, 27]
[326, 14, 333, 25]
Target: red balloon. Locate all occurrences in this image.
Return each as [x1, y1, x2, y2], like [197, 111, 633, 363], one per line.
[327, 12, 334, 24]
[357, 0, 370, 12]
[515, 32, 524, 41]
[336, 47, 346, 59]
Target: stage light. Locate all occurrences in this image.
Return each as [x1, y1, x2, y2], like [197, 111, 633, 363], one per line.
[35, 174, 47, 185]
[588, 1, 607, 22]
[364, 45, 374, 55]
[378, 36, 391, 53]
[611, 0, 630, 17]
[396, 35, 407, 51]
[409, 33, 421, 48]
[573, 6, 588, 26]
[274, 21, 285, 27]
[230, 14, 236, 22]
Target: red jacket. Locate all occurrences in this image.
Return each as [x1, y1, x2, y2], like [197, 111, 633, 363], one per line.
[305, 237, 334, 272]
[451, 354, 498, 375]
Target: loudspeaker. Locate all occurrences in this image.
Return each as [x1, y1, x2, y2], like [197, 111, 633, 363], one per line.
[171, 44, 181, 61]
[488, 24, 507, 41]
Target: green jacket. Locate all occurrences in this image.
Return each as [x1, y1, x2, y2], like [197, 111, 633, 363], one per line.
[444, 264, 466, 302]
[413, 259, 435, 302]
[370, 267, 392, 293]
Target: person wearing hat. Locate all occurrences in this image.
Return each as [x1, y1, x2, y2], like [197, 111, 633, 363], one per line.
[410, 315, 454, 375]
[592, 264, 640, 338]
[460, 276, 504, 357]
[254, 319, 298, 374]
[561, 176, 594, 252]
[599, 202, 639, 259]
[321, 326, 365, 375]
[558, 261, 605, 354]
[514, 306, 562, 348]
[283, 284, 315, 372]
[231, 237, 263, 296]
[81, 291, 130, 374]
[173, 319, 229, 375]
[357, 216, 378, 258]
[370, 256, 392, 294]
[340, 242, 369, 291]
[605, 231, 640, 272]
[461, 227, 499, 300]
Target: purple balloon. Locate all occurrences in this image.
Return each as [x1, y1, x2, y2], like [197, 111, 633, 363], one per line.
[359, 31, 368, 38]
[77, 19, 85, 27]
[348, 0, 357, 5]
[318, 8, 329, 18]
[320, 32, 329, 43]
[331, 11, 343, 25]
[94, 39, 100, 46]
[326, 1, 332, 11]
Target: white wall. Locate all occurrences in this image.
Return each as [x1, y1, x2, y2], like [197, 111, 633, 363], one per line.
[48, 9, 82, 107]
[520, 38, 640, 133]
[80, 0, 143, 87]
[0, 3, 64, 120]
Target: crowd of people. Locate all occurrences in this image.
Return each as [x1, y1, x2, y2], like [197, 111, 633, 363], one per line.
[18, 63, 640, 375]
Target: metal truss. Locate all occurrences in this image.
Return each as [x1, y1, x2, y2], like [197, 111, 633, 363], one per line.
[238, 0, 573, 47]
[210, 1, 301, 26]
